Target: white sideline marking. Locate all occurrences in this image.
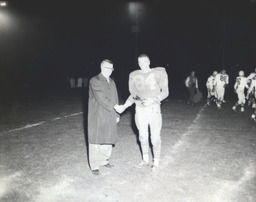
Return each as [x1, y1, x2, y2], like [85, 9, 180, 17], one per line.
[172, 104, 206, 152]
[161, 104, 207, 166]
[6, 122, 46, 133]
[2, 112, 83, 134]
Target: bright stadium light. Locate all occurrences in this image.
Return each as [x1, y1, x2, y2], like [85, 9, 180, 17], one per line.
[0, 1, 7, 7]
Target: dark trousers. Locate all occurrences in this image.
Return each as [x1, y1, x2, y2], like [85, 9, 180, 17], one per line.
[187, 87, 196, 104]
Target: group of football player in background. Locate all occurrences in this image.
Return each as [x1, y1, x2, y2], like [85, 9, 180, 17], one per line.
[206, 68, 256, 121]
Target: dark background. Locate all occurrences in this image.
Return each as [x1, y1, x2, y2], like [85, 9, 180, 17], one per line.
[1, 0, 256, 99]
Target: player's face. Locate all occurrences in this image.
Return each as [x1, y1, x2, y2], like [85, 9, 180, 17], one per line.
[138, 57, 150, 72]
[101, 62, 114, 77]
[191, 71, 195, 76]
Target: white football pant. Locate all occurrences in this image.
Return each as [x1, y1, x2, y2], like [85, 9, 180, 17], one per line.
[236, 89, 246, 105]
[135, 104, 162, 167]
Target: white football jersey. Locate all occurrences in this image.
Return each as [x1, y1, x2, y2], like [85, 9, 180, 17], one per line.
[234, 76, 248, 90]
[206, 75, 215, 89]
[247, 72, 256, 83]
[128, 67, 169, 106]
[248, 79, 256, 97]
[214, 73, 229, 88]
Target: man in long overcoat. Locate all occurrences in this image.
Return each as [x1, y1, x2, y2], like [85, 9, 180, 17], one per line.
[88, 59, 120, 175]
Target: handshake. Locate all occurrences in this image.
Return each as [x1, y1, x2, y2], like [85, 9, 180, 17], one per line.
[114, 104, 127, 114]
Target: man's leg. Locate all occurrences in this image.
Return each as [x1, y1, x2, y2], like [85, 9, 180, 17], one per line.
[188, 87, 196, 104]
[99, 144, 113, 166]
[89, 143, 101, 171]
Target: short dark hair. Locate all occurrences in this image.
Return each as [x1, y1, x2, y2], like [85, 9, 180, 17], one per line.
[101, 59, 113, 65]
[138, 54, 149, 59]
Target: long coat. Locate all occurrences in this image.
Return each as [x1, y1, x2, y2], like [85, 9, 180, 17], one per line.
[88, 73, 119, 144]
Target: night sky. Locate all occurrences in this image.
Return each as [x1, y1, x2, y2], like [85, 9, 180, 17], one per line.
[1, 0, 256, 95]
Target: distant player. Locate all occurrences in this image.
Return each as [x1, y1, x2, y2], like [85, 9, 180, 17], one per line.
[232, 70, 248, 112]
[214, 69, 229, 109]
[246, 74, 256, 121]
[115, 54, 169, 171]
[246, 68, 256, 109]
[206, 71, 218, 106]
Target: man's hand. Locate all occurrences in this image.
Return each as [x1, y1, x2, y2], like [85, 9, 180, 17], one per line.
[246, 94, 249, 100]
[141, 98, 155, 107]
[116, 117, 120, 123]
[114, 105, 126, 114]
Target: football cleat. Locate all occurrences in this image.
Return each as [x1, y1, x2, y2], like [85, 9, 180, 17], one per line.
[232, 106, 236, 111]
[135, 161, 150, 168]
[241, 107, 244, 112]
[151, 165, 159, 172]
[252, 104, 256, 109]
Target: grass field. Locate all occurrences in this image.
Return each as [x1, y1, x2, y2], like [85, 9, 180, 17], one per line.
[0, 94, 256, 202]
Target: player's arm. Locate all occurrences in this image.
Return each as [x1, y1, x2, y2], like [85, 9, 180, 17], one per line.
[154, 69, 169, 103]
[195, 77, 199, 89]
[246, 73, 253, 83]
[89, 78, 117, 112]
[185, 77, 189, 87]
[226, 75, 229, 85]
[213, 75, 218, 86]
[234, 78, 238, 90]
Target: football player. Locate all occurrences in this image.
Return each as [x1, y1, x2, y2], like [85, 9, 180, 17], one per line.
[115, 54, 169, 171]
[232, 70, 248, 112]
[213, 69, 229, 109]
[206, 71, 218, 106]
[246, 74, 256, 121]
[246, 68, 256, 109]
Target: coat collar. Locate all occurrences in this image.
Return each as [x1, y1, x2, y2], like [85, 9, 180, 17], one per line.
[99, 73, 112, 83]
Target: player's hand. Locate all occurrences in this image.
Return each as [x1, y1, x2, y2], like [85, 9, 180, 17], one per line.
[246, 95, 249, 100]
[141, 98, 155, 107]
[114, 105, 126, 114]
[116, 117, 120, 123]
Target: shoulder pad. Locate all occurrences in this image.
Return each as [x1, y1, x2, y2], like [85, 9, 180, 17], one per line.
[152, 67, 167, 72]
[129, 70, 141, 77]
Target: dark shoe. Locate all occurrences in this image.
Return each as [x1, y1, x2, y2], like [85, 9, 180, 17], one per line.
[92, 169, 100, 175]
[104, 163, 114, 168]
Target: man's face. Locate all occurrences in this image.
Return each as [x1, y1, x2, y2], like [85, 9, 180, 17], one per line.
[138, 57, 150, 71]
[221, 70, 226, 74]
[101, 62, 114, 77]
[191, 71, 195, 76]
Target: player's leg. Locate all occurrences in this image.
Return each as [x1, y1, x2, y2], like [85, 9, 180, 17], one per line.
[232, 91, 239, 111]
[207, 88, 211, 106]
[135, 106, 150, 164]
[216, 87, 223, 109]
[149, 105, 162, 169]
[240, 91, 246, 112]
